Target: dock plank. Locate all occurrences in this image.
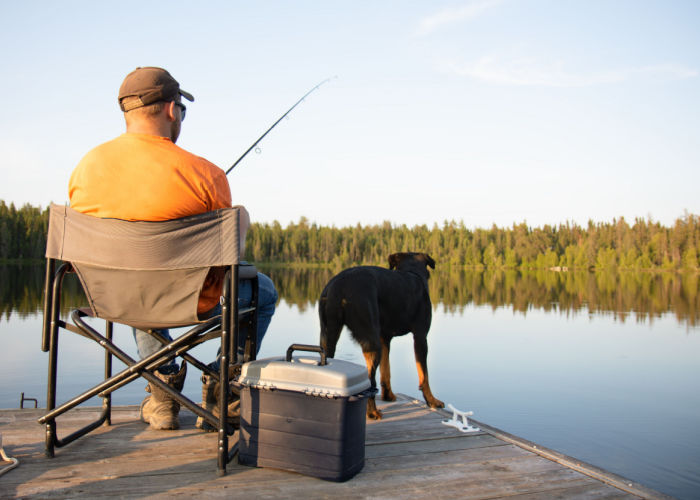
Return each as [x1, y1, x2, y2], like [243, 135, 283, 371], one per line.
[0, 395, 667, 499]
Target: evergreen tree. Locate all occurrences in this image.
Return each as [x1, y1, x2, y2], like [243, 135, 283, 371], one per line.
[1, 199, 699, 273]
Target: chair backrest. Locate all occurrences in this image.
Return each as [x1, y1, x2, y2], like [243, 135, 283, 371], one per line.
[46, 204, 241, 329]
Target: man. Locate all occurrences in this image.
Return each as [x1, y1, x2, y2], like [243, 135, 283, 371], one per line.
[69, 67, 277, 430]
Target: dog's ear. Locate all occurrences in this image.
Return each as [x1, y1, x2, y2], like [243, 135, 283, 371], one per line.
[389, 253, 401, 270]
[424, 254, 436, 269]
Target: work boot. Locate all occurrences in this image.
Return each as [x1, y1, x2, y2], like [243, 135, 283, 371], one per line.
[195, 365, 241, 432]
[140, 363, 187, 430]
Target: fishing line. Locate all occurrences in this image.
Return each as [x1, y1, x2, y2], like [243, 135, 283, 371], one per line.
[226, 76, 335, 175]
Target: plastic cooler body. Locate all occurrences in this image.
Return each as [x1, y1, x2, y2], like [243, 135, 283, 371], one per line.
[238, 386, 368, 481]
[235, 345, 371, 482]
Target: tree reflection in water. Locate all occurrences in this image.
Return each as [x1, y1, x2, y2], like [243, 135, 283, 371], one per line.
[2, 264, 698, 327]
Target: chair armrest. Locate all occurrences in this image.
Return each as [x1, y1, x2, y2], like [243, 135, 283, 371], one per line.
[238, 263, 258, 280]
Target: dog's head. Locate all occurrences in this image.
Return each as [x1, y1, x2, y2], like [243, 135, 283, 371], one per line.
[388, 252, 436, 279]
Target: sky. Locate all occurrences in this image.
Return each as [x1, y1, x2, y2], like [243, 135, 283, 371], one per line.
[1, 0, 699, 229]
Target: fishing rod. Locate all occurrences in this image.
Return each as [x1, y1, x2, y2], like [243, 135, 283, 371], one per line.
[226, 77, 334, 175]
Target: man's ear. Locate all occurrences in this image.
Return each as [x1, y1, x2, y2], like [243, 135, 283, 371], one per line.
[165, 101, 177, 122]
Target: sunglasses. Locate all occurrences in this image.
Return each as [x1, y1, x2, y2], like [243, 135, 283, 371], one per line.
[174, 101, 186, 121]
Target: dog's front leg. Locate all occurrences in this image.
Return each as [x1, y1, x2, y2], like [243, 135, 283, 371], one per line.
[363, 350, 382, 420]
[379, 337, 396, 402]
[414, 335, 444, 409]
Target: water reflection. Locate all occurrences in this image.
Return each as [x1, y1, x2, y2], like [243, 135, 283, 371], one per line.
[1, 264, 698, 327]
[266, 266, 700, 327]
[435, 268, 699, 327]
[1, 263, 699, 498]
[0, 264, 85, 321]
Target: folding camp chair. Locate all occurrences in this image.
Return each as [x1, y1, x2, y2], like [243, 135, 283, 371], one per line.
[39, 204, 258, 475]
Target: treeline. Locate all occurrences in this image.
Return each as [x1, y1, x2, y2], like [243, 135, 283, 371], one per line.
[2, 200, 699, 271]
[246, 214, 700, 271]
[0, 201, 49, 260]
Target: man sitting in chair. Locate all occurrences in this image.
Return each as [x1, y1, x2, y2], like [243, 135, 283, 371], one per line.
[68, 67, 278, 431]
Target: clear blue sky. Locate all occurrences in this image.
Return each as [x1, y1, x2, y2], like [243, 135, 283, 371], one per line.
[1, 1, 698, 229]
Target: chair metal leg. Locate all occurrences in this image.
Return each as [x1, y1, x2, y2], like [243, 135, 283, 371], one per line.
[215, 266, 254, 475]
[217, 267, 234, 475]
[44, 264, 61, 458]
[103, 321, 113, 426]
[44, 264, 109, 456]
[40, 314, 220, 424]
[41, 263, 253, 474]
[146, 329, 219, 381]
[243, 274, 259, 363]
[41, 258, 55, 353]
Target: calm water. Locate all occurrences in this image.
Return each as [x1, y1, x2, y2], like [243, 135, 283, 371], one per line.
[1, 264, 699, 499]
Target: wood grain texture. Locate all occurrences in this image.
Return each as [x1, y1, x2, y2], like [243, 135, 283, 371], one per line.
[0, 395, 663, 499]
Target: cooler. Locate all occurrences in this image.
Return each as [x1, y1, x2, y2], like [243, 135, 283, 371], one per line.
[235, 344, 372, 481]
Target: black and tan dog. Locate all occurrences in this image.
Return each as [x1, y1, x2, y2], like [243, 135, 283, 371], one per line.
[319, 252, 444, 419]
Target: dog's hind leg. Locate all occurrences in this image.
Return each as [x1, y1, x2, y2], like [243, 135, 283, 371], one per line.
[342, 296, 384, 420]
[413, 334, 444, 409]
[379, 337, 396, 402]
[362, 349, 383, 420]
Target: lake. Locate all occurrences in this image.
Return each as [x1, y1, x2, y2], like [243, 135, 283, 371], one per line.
[1, 263, 699, 499]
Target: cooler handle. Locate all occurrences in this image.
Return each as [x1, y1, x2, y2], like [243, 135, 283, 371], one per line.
[348, 387, 377, 402]
[286, 344, 327, 366]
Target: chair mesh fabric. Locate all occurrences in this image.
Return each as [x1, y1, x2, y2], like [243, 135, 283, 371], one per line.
[46, 204, 241, 329]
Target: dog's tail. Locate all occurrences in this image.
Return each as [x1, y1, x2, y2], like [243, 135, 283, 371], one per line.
[318, 284, 342, 358]
[318, 284, 329, 341]
[318, 285, 328, 328]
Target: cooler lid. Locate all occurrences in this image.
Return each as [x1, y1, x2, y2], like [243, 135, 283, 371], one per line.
[237, 353, 371, 398]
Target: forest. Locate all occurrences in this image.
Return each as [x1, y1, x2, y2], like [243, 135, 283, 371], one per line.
[1, 200, 699, 271]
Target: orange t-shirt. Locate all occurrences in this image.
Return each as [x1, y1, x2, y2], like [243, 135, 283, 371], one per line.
[69, 133, 232, 313]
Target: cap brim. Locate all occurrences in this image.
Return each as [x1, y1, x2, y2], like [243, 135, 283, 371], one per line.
[179, 89, 194, 102]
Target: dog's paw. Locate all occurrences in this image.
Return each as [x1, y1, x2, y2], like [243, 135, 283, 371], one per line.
[428, 398, 445, 409]
[381, 391, 397, 402]
[367, 409, 383, 420]
[367, 398, 383, 419]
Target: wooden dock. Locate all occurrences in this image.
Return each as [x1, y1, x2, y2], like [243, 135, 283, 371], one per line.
[0, 394, 669, 499]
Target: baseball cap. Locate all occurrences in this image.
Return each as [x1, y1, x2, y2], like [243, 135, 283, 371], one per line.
[118, 67, 194, 112]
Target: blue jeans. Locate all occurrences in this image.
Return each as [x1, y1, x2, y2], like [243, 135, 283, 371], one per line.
[133, 272, 277, 373]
